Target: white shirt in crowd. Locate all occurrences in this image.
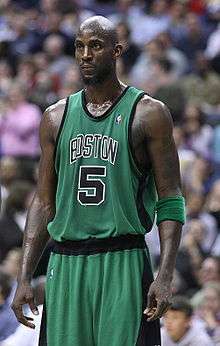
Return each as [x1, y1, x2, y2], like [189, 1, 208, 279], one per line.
[0, 305, 43, 346]
[161, 323, 214, 346]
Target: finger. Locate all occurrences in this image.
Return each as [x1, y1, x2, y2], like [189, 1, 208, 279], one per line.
[26, 317, 34, 321]
[26, 292, 39, 316]
[147, 301, 167, 321]
[18, 315, 36, 329]
[144, 291, 155, 314]
[28, 300, 39, 316]
[12, 304, 35, 329]
[144, 307, 156, 316]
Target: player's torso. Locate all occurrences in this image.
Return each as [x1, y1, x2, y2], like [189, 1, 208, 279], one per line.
[48, 86, 156, 241]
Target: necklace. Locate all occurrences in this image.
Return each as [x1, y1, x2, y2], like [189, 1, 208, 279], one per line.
[86, 100, 113, 117]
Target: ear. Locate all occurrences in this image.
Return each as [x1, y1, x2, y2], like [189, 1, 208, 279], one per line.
[113, 44, 123, 59]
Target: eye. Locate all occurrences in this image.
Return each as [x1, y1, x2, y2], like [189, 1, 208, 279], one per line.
[75, 42, 84, 50]
[92, 41, 102, 49]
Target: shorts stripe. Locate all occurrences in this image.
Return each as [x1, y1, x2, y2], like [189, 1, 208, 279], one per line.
[39, 301, 47, 346]
[136, 252, 161, 345]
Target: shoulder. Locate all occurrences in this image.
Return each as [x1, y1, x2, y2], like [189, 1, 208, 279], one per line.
[135, 94, 173, 138]
[43, 98, 67, 120]
[40, 98, 67, 142]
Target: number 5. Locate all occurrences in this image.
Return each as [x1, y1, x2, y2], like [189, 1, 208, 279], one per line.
[77, 166, 106, 206]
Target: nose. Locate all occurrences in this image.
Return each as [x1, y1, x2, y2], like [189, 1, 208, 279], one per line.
[82, 46, 92, 61]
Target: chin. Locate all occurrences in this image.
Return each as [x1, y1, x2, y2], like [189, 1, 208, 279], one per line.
[82, 75, 103, 86]
[82, 76, 96, 85]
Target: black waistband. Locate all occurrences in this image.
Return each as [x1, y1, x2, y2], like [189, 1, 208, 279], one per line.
[51, 234, 146, 256]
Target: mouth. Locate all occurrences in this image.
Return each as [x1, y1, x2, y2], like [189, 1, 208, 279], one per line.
[80, 65, 95, 70]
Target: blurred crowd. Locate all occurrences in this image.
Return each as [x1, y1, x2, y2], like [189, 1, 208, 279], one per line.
[0, 0, 220, 345]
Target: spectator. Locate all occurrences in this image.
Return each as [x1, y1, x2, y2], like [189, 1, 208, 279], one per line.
[161, 295, 214, 345]
[40, 10, 73, 55]
[185, 192, 217, 253]
[152, 58, 185, 122]
[183, 104, 214, 158]
[60, 5, 94, 38]
[198, 256, 220, 287]
[182, 219, 205, 269]
[206, 180, 220, 224]
[157, 31, 188, 77]
[168, 1, 187, 45]
[0, 269, 19, 342]
[192, 282, 220, 345]
[15, 56, 37, 93]
[0, 82, 41, 159]
[0, 181, 34, 262]
[175, 219, 205, 296]
[184, 158, 213, 195]
[0, 156, 20, 214]
[142, 57, 176, 95]
[131, 0, 170, 45]
[116, 21, 140, 74]
[62, 64, 82, 91]
[43, 34, 73, 81]
[130, 38, 166, 88]
[205, 23, 220, 60]
[0, 248, 22, 302]
[175, 13, 208, 66]
[181, 53, 220, 107]
[7, 12, 42, 68]
[0, 60, 12, 95]
[173, 126, 195, 179]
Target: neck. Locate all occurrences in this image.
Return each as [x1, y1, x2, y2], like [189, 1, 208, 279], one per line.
[84, 75, 124, 105]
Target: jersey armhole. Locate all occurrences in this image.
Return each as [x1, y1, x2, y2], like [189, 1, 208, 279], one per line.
[53, 96, 70, 165]
[128, 92, 147, 178]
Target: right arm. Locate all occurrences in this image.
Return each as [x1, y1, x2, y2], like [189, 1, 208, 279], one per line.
[11, 107, 57, 328]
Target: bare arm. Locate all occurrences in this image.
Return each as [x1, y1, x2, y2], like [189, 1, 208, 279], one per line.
[19, 110, 57, 282]
[11, 103, 62, 328]
[134, 97, 183, 321]
[146, 101, 182, 278]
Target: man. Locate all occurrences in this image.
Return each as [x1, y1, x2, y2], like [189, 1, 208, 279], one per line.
[161, 296, 214, 346]
[12, 16, 185, 346]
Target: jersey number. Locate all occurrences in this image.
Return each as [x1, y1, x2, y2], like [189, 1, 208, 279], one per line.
[77, 166, 106, 205]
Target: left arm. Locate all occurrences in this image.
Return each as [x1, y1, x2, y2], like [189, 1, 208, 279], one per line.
[138, 98, 183, 321]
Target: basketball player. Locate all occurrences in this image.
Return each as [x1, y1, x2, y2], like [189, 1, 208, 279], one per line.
[12, 16, 185, 346]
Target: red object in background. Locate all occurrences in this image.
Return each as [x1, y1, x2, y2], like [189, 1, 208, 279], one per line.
[188, 0, 206, 14]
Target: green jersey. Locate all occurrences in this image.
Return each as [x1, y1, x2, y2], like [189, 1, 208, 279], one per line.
[47, 86, 157, 241]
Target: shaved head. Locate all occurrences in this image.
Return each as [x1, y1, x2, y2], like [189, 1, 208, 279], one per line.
[75, 16, 122, 86]
[77, 16, 118, 46]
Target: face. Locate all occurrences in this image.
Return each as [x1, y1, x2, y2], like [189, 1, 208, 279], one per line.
[184, 105, 201, 133]
[8, 85, 25, 104]
[146, 41, 163, 60]
[75, 29, 121, 85]
[202, 287, 220, 314]
[1, 249, 22, 278]
[0, 157, 18, 184]
[187, 194, 203, 215]
[163, 310, 191, 342]
[187, 219, 204, 243]
[199, 258, 220, 284]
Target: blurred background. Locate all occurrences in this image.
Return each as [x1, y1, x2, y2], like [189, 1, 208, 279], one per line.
[0, 0, 219, 345]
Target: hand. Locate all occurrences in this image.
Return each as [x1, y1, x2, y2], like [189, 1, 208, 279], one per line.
[144, 277, 172, 322]
[11, 280, 39, 329]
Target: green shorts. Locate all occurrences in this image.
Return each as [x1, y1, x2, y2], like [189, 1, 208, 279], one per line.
[39, 234, 161, 346]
